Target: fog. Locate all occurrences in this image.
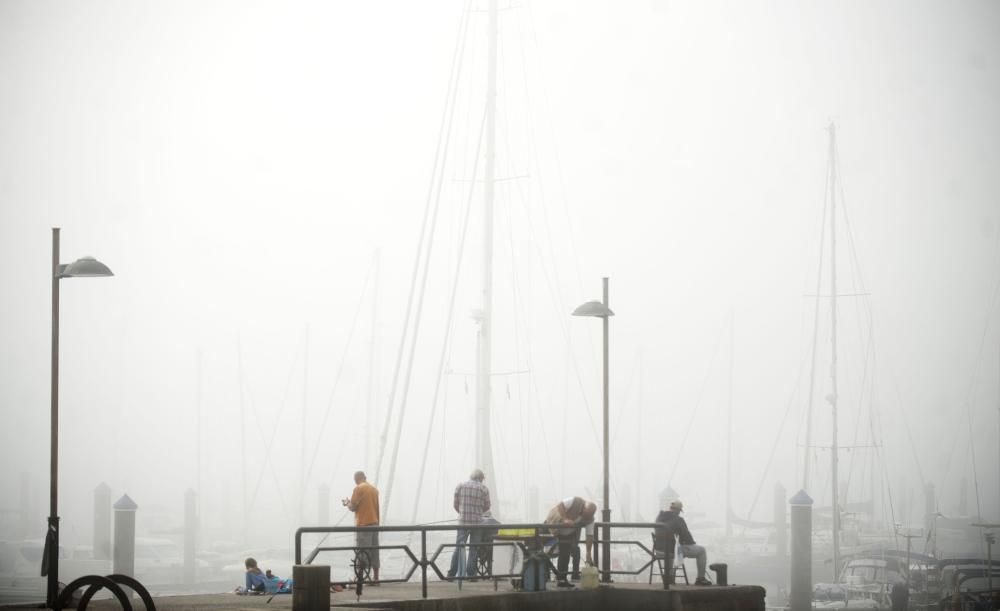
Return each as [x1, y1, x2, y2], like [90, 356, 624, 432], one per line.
[1, 0, 998, 573]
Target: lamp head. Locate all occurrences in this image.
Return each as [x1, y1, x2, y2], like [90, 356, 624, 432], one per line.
[61, 256, 113, 278]
[572, 300, 614, 318]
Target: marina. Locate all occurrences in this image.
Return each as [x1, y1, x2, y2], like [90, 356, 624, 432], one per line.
[1, 2, 999, 611]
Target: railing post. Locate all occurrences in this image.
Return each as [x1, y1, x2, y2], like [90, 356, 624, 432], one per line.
[656, 523, 668, 589]
[421, 529, 428, 599]
[295, 528, 302, 564]
[592, 522, 599, 574]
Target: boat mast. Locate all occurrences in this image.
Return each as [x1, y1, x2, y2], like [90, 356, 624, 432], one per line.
[726, 312, 734, 539]
[367, 250, 380, 469]
[476, 0, 499, 511]
[238, 338, 248, 544]
[301, 325, 308, 526]
[828, 123, 841, 582]
[196, 349, 202, 528]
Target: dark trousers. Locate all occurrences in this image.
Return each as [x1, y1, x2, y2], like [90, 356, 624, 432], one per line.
[555, 529, 581, 582]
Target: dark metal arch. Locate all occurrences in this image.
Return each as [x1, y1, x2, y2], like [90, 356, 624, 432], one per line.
[106, 574, 157, 611]
[54, 575, 132, 611]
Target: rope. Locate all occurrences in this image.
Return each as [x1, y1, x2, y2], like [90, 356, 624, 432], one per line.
[666, 324, 726, 485]
[740, 352, 807, 534]
[802, 149, 830, 490]
[386, 104, 489, 521]
[966, 403, 983, 520]
[303, 257, 376, 485]
[408, 104, 488, 524]
[245, 332, 304, 525]
[373, 0, 472, 490]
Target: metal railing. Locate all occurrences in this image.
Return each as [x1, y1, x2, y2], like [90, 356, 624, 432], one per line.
[294, 521, 675, 598]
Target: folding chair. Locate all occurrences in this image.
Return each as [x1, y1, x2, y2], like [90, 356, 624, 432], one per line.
[672, 544, 689, 584]
[648, 534, 667, 584]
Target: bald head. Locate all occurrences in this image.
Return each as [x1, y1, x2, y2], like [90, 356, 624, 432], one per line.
[354, 471, 366, 484]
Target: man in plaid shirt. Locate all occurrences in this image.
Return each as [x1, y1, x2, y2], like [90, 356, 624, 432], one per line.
[447, 469, 491, 578]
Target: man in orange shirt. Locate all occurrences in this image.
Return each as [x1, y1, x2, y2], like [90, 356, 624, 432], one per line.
[342, 471, 380, 582]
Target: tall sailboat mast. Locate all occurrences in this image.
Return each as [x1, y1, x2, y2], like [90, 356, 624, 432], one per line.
[828, 123, 841, 581]
[726, 312, 734, 539]
[476, 0, 499, 510]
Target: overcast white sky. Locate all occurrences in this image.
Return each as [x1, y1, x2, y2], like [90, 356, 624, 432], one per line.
[1, 0, 998, 553]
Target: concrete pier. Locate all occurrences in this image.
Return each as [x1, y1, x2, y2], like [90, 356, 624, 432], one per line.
[56, 582, 765, 611]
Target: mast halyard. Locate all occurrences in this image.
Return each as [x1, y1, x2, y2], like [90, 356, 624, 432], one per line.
[476, 0, 499, 515]
[238, 338, 248, 545]
[367, 250, 380, 470]
[301, 325, 308, 526]
[726, 312, 734, 539]
[828, 122, 841, 582]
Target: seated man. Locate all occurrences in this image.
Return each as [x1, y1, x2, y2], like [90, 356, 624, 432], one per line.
[544, 496, 596, 588]
[656, 500, 711, 585]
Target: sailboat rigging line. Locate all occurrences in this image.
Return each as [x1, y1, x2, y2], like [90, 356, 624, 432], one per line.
[843, 333, 875, 506]
[304, 510, 354, 567]
[495, 5, 605, 454]
[384, 105, 489, 522]
[507, 5, 601, 442]
[373, 0, 472, 490]
[830, 135, 887, 520]
[238, 339, 247, 543]
[940, 261, 1000, 485]
[245, 333, 303, 525]
[966, 403, 984, 520]
[886, 364, 927, 487]
[383, 2, 477, 516]
[519, 2, 587, 298]
[740, 350, 808, 536]
[495, 38, 534, 507]
[666, 323, 726, 486]
[801, 149, 830, 492]
[366, 250, 380, 470]
[503, 189, 532, 507]
[510, 145, 599, 386]
[610, 349, 642, 446]
[512, 186, 600, 447]
[406, 335, 456, 526]
[406, 141, 481, 522]
[869, 398, 899, 544]
[302, 257, 376, 486]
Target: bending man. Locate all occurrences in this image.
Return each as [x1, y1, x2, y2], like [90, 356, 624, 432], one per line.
[544, 496, 596, 588]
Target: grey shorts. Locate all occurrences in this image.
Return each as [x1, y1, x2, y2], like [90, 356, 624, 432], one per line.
[356, 529, 380, 569]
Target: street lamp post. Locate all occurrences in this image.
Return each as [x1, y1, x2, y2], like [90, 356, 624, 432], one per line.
[572, 277, 614, 583]
[44, 227, 113, 607]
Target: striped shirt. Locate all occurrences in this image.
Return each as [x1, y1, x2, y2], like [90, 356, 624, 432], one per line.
[454, 479, 491, 525]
